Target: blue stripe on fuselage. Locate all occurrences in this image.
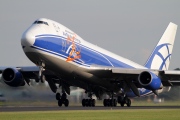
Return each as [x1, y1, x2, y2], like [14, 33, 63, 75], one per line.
[33, 35, 134, 68]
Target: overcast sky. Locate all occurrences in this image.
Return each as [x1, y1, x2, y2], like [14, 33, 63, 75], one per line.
[0, 0, 180, 69]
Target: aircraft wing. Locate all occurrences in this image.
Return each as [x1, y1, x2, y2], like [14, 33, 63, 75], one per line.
[113, 68, 180, 85]
[158, 70, 180, 86]
[87, 67, 180, 96]
[89, 67, 180, 85]
[1, 66, 180, 86]
[1, 65, 180, 96]
[0, 66, 60, 87]
[0, 66, 39, 73]
[0, 66, 40, 84]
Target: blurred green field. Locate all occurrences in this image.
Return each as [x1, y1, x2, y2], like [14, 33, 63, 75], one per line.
[0, 109, 180, 120]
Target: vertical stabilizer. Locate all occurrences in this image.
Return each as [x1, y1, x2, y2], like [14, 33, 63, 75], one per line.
[144, 22, 178, 70]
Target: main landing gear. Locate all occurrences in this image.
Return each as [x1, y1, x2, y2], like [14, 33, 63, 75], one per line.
[56, 92, 69, 107]
[103, 94, 131, 107]
[103, 93, 117, 107]
[82, 99, 95, 107]
[103, 99, 117, 107]
[118, 96, 131, 107]
[82, 92, 95, 107]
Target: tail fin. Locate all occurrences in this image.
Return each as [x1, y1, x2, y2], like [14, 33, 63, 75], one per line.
[144, 22, 178, 70]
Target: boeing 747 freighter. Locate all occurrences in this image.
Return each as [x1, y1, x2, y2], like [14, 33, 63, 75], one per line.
[0, 18, 180, 107]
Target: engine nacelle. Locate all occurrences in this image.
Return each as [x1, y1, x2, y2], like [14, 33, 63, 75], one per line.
[138, 71, 162, 90]
[2, 68, 25, 87]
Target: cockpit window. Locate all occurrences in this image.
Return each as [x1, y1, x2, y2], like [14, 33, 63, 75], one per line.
[33, 21, 49, 26]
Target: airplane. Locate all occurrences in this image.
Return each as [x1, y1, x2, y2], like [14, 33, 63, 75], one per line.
[0, 18, 180, 107]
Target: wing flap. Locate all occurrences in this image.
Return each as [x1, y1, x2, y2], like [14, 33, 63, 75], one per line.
[159, 70, 180, 86]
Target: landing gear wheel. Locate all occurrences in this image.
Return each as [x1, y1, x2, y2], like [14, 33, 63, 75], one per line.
[85, 99, 89, 107]
[103, 99, 107, 107]
[82, 99, 86, 107]
[82, 99, 96, 107]
[92, 99, 95, 107]
[110, 99, 113, 106]
[88, 99, 95, 107]
[120, 102, 125, 107]
[88, 99, 92, 107]
[118, 96, 131, 107]
[61, 93, 67, 100]
[56, 93, 61, 100]
[104, 99, 117, 107]
[58, 99, 62, 107]
[56, 92, 69, 107]
[107, 99, 110, 106]
[64, 99, 69, 107]
[126, 98, 131, 107]
[113, 99, 117, 107]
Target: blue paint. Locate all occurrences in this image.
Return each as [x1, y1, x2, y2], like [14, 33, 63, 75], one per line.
[33, 35, 134, 68]
[145, 43, 171, 70]
[144, 72, 162, 90]
[126, 89, 153, 98]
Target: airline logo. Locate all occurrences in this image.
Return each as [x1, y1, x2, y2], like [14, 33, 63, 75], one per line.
[65, 34, 81, 62]
[145, 43, 172, 70]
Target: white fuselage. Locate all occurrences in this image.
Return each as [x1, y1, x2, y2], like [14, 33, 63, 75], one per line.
[21, 18, 152, 97]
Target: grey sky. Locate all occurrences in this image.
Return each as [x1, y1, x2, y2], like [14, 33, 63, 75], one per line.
[0, 0, 180, 69]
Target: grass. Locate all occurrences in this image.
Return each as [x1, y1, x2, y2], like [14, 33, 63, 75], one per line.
[0, 109, 180, 120]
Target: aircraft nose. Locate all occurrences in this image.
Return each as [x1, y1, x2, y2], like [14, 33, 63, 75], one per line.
[21, 30, 35, 48]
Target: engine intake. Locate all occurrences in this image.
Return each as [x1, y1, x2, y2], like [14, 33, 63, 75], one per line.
[138, 71, 162, 90]
[2, 68, 25, 87]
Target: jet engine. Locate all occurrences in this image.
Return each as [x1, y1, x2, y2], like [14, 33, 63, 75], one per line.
[2, 68, 25, 87]
[138, 71, 162, 90]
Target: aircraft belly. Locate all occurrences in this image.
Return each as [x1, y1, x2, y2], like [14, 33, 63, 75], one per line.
[25, 50, 120, 92]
